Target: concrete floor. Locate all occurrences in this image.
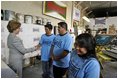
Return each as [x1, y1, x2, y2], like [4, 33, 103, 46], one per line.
[22, 59, 117, 78]
[101, 61, 117, 78]
[23, 60, 42, 78]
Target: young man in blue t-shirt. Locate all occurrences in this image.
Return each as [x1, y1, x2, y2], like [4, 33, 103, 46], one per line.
[38, 24, 55, 78]
[50, 22, 73, 78]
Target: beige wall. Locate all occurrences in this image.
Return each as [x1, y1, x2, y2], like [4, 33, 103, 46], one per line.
[63, 1, 73, 30]
[1, 1, 73, 30]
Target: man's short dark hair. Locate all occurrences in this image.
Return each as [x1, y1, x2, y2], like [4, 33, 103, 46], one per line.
[44, 24, 53, 30]
[58, 22, 68, 30]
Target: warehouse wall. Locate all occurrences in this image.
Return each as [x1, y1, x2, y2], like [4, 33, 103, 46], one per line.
[84, 17, 117, 33]
[1, 1, 73, 30]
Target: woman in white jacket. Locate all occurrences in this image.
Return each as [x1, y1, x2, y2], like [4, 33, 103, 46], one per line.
[7, 20, 39, 77]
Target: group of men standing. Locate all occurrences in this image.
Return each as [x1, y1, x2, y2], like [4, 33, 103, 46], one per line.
[39, 22, 73, 78]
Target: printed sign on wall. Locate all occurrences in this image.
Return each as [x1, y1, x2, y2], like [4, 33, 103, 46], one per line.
[73, 7, 80, 21]
[95, 18, 106, 25]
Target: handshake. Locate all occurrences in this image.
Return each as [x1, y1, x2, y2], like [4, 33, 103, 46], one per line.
[35, 44, 40, 50]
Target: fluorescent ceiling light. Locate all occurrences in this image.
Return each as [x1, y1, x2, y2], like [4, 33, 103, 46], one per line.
[82, 16, 90, 22]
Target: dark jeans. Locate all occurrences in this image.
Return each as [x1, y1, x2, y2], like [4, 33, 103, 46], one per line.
[42, 59, 52, 78]
[53, 65, 68, 78]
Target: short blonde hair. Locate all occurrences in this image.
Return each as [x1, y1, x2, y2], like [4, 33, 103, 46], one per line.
[7, 20, 21, 33]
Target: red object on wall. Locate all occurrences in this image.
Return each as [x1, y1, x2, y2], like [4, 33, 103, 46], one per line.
[44, 1, 67, 20]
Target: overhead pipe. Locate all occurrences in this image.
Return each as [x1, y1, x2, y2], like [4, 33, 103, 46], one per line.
[82, 7, 88, 12]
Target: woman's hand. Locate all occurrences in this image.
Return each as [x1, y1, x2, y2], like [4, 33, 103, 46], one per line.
[35, 44, 40, 50]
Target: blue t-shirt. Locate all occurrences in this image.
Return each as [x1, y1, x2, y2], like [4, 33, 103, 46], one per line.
[52, 32, 73, 68]
[39, 34, 55, 61]
[68, 50, 100, 78]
